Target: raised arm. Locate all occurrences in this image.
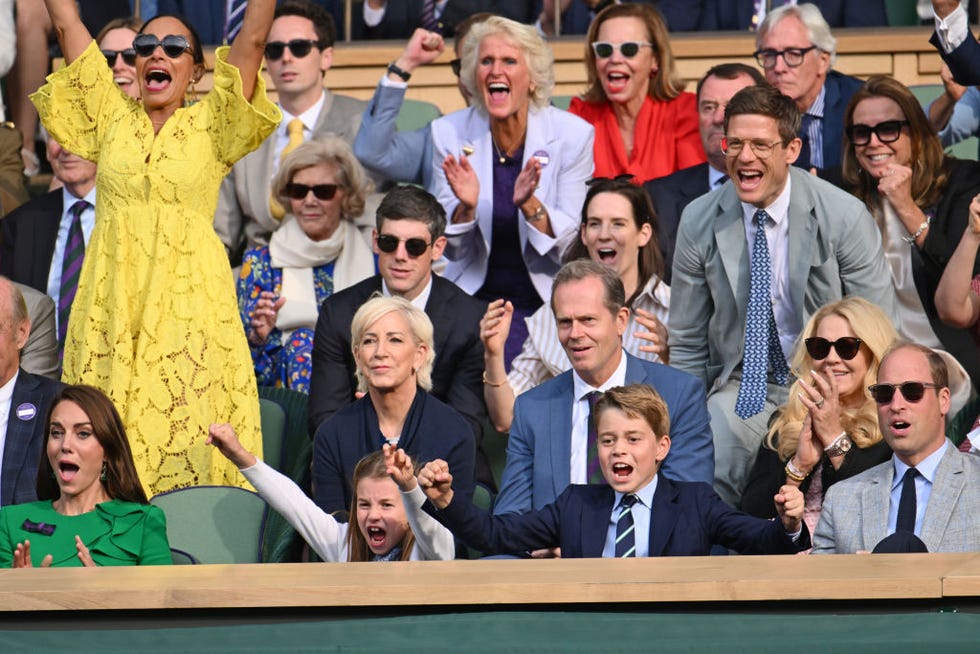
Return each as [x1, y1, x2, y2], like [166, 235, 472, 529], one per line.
[41, 0, 91, 64]
[226, 0, 277, 102]
[935, 194, 980, 327]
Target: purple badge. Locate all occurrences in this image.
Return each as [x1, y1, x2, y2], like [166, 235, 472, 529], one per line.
[533, 150, 550, 167]
[16, 403, 37, 421]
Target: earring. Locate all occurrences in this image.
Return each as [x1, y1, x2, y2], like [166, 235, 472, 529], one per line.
[100, 462, 107, 482]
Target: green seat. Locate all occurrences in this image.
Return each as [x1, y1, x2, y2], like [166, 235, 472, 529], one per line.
[169, 548, 198, 565]
[551, 95, 574, 111]
[150, 486, 267, 564]
[886, 0, 919, 26]
[396, 98, 441, 132]
[259, 398, 286, 472]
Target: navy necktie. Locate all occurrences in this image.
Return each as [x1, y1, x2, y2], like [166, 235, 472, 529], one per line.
[614, 494, 639, 558]
[58, 200, 89, 356]
[735, 210, 788, 419]
[225, 0, 247, 44]
[585, 391, 605, 485]
[896, 467, 919, 534]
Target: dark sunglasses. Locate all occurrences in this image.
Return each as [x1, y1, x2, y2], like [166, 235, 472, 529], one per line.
[591, 41, 653, 59]
[376, 234, 431, 257]
[102, 48, 137, 67]
[450, 58, 462, 77]
[867, 382, 941, 404]
[285, 183, 338, 201]
[133, 33, 193, 59]
[804, 336, 863, 361]
[264, 39, 321, 61]
[845, 120, 910, 146]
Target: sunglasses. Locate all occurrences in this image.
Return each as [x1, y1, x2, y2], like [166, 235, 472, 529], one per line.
[845, 119, 910, 146]
[102, 48, 137, 67]
[264, 39, 321, 61]
[376, 234, 431, 257]
[133, 33, 193, 59]
[804, 336, 863, 361]
[285, 183, 338, 201]
[591, 41, 653, 59]
[450, 58, 462, 77]
[867, 382, 941, 404]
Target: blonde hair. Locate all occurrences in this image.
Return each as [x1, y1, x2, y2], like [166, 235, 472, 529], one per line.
[767, 297, 898, 460]
[459, 16, 554, 112]
[272, 135, 373, 222]
[351, 295, 435, 393]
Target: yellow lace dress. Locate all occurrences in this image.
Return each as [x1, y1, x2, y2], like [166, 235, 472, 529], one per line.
[31, 41, 280, 496]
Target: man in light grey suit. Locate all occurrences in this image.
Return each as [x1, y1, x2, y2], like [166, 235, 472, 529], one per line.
[670, 84, 897, 507]
[16, 283, 57, 379]
[213, 0, 371, 261]
[813, 343, 980, 553]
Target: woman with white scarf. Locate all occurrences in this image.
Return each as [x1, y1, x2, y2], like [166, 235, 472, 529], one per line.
[238, 136, 376, 392]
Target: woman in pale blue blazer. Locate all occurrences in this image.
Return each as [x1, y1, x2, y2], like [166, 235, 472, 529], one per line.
[429, 16, 594, 365]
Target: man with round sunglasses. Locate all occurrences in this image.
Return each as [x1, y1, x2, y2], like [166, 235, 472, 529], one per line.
[214, 0, 372, 264]
[308, 185, 493, 489]
[813, 342, 980, 554]
[753, 4, 862, 172]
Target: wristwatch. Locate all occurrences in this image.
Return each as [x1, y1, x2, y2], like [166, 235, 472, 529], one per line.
[387, 62, 412, 82]
[525, 203, 546, 222]
[823, 432, 852, 457]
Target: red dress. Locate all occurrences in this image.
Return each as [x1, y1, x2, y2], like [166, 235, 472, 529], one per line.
[570, 93, 705, 183]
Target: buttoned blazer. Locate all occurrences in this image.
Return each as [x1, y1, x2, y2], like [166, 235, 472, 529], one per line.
[812, 444, 980, 554]
[493, 352, 714, 516]
[1, 370, 63, 507]
[213, 90, 369, 254]
[429, 104, 593, 302]
[668, 166, 898, 394]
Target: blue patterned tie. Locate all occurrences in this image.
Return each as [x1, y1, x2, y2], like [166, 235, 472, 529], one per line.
[58, 200, 89, 357]
[225, 0, 247, 44]
[420, 0, 440, 32]
[586, 391, 606, 485]
[735, 209, 788, 419]
[614, 494, 638, 558]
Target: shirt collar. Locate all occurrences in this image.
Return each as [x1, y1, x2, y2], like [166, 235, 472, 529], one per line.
[741, 171, 792, 226]
[279, 91, 325, 135]
[382, 276, 433, 310]
[614, 473, 658, 510]
[0, 370, 18, 404]
[805, 83, 827, 118]
[708, 165, 728, 188]
[572, 349, 628, 402]
[61, 186, 96, 214]
[892, 439, 949, 491]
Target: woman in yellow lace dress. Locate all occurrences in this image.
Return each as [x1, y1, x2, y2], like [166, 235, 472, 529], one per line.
[32, 0, 280, 495]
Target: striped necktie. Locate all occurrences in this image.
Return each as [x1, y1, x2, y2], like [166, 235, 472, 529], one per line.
[614, 494, 639, 558]
[225, 0, 247, 44]
[420, 0, 440, 32]
[58, 200, 89, 356]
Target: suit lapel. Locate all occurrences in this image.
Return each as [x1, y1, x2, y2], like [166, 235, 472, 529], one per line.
[551, 374, 575, 498]
[786, 169, 818, 319]
[581, 486, 614, 557]
[2, 373, 39, 506]
[423, 277, 451, 363]
[861, 465, 892, 551]
[463, 110, 494, 248]
[921, 446, 965, 549]
[649, 476, 681, 557]
[714, 190, 749, 315]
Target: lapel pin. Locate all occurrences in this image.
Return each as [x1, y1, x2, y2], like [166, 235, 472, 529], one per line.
[16, 403, 37, 421]
[533, 150, 550, 167]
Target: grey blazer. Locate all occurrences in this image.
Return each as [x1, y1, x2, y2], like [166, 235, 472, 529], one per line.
[213, 90, 369, 255]
[812, 444, 980, 554]
[17, 283, 58, 379]
[669, 167, 898, 393]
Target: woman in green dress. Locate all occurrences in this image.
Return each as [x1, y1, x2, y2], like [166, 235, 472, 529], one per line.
[0, 385, 171, 567]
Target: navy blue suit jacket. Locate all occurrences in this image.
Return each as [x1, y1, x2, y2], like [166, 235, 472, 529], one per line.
[493, 352, 714, 515]
[700, 0, 887, 29]
[0, 190, 62, 293]
[1, 371, 63, 507]
[796, 70, 863, 172]
[643, 162, 711, 286]
[439, 476, 809, 557]
[931, 30, 980, 86]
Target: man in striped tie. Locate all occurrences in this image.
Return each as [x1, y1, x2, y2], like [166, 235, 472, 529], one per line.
[417, 384, 809, 558]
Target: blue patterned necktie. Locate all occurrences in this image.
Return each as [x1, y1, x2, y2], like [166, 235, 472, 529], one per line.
[420, 0, 440, 32]
[614, 494, 638, 558]
[58, 200, 89, 357]
[225, 0, 247, 44]
[896, 468, 919, 534]
[735, 209, 788, 419]
[585, 391, 606, 485]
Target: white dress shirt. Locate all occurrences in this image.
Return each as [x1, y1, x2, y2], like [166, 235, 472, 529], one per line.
[47, 187, 97, 330]
[888, 440, 949, 536]
[273, 92, 326, 169]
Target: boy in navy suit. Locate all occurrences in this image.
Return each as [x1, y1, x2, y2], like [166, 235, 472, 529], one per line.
[418, 385, 809, 558]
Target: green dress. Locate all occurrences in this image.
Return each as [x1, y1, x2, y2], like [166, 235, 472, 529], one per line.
[0, 500, 172, 567]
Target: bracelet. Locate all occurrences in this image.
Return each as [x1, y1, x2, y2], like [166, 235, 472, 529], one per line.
[902, 211, 933, 245]
[784, 458, 809, 482]
[387, 62, 412, 82]
[482, 370, 506, 387]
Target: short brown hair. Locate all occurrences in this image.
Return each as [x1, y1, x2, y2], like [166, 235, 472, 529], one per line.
[595, 384, 671, 437]
[880, 342, 949, 390]
[724, 84, 801, 144]
[345, 451, 417, 562]
[550, 259, 625, 318]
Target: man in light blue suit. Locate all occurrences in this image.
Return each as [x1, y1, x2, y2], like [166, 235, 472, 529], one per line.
[813, 343, 980, 554]
[493, 260, 714, 517]
[670, 84, 897, 508]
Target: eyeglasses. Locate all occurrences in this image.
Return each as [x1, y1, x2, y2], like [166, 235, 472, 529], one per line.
[102, 48, 137, 67]
[867, 382, 941, 404]
[264, 39, 322, 61]
[450, 58, 462, 77]
[804, 337, 863, 361]
[753, 45, 818, 69]
[133, 34, 193, 59]
[591, 41, 653, 59]
[285, 183, 339, 201]
[720, 137, 785, 158]
[376, 234, 432, 257]
[845, 119, 910, 146]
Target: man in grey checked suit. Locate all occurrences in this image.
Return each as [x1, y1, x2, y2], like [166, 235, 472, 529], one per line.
[0, 277, 62, 507]
[213, 0, 372, 261]
[669, 84, 897, 507]
[813, 343, 980, 554]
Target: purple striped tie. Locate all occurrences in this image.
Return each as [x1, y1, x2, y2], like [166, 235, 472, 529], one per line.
[420, 0, 440, 32]
[58, 200, 89, 357]
[586, 391, 606, 485]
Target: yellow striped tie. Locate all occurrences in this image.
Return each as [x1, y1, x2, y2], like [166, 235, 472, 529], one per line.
[270, 118, 305, 220]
